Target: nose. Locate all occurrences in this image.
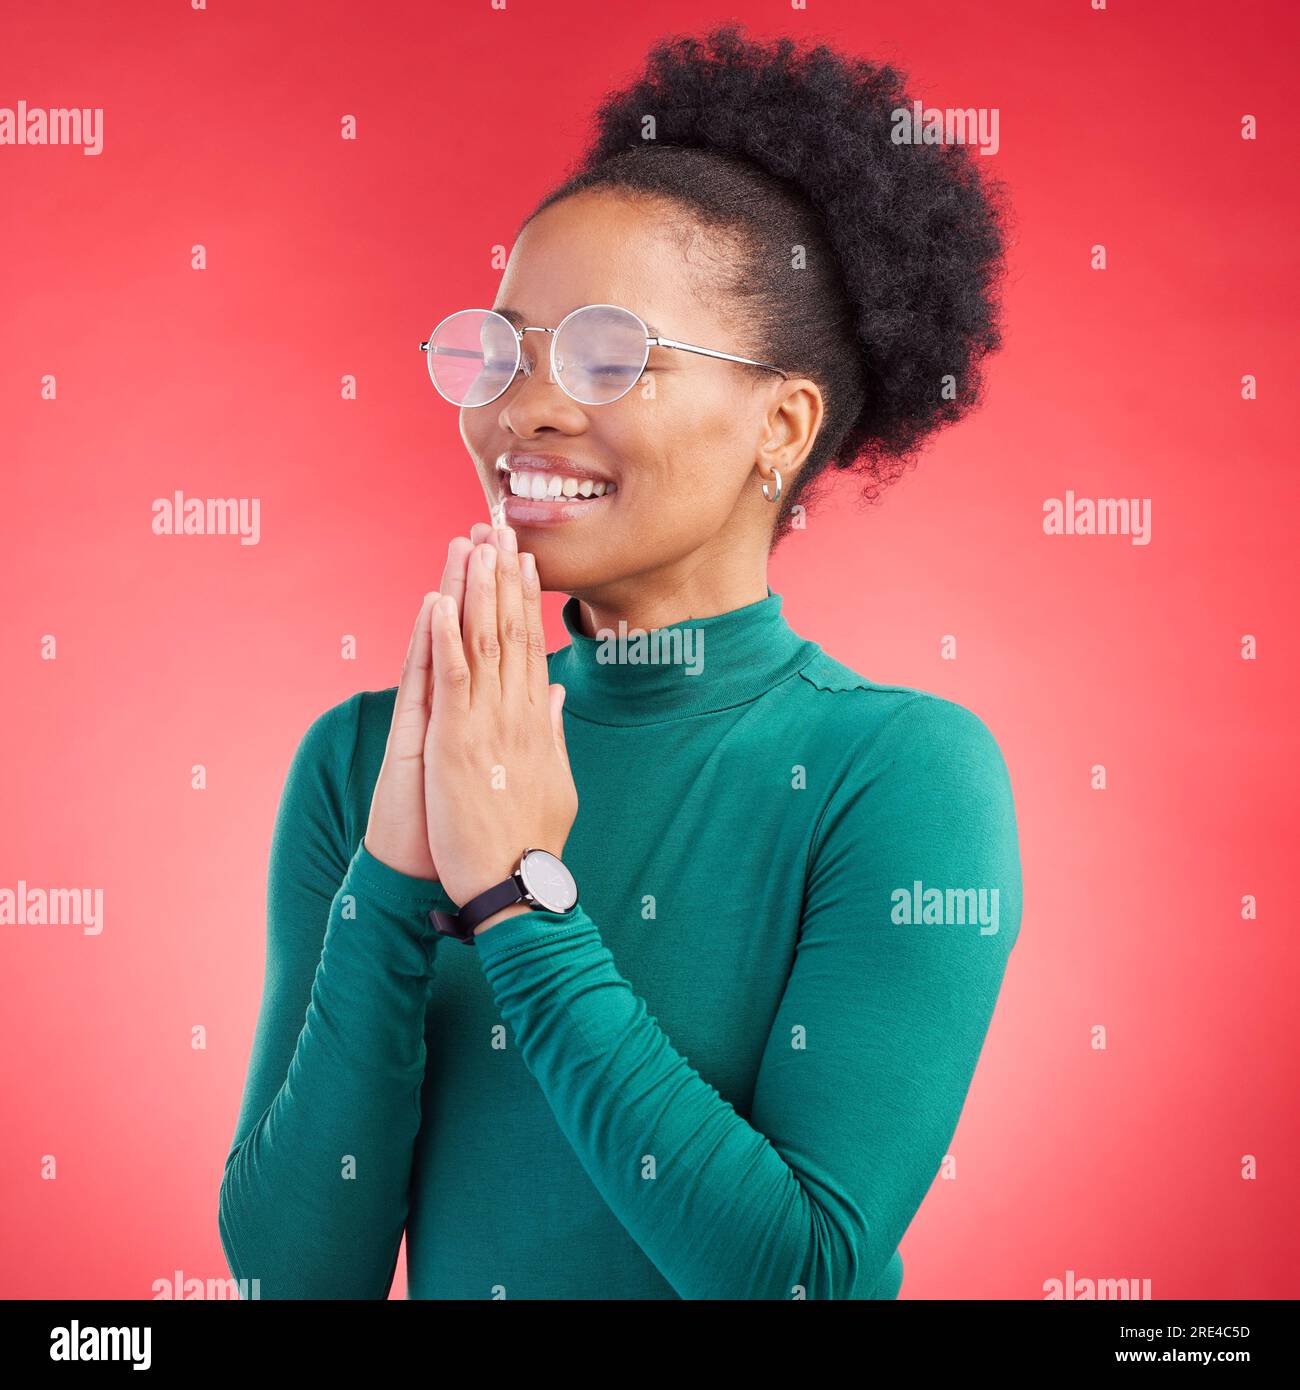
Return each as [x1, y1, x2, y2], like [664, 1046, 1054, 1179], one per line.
[498, 330, 587, 435]
[516, 327, 556, 386]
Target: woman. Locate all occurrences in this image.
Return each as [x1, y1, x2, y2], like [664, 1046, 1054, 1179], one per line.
[218, 24, 1020, 1300]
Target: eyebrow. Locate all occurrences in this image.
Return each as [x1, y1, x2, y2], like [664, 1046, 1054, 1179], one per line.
[493, 305, 662, 336]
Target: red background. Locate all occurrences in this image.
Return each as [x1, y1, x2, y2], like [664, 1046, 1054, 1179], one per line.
[2, 0, 1296, 1299]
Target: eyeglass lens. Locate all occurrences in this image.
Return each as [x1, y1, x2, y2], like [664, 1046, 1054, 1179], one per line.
[425, 305, 650, 406]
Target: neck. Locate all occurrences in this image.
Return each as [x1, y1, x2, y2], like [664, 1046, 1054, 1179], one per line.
[552, 580, 818, 727]
[569, 545, 770, 638]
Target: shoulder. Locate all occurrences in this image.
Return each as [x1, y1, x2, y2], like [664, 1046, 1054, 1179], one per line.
[310, 688, 398, 798]
[286, 691, 366, 774]
[284, 688, 391, 807]
[793, 649, 1012, 784]
[798, 653, 1023, 948]
[275, 689, 394, 857]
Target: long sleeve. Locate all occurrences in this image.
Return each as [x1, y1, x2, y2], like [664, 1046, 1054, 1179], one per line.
[217, 695, 448, 1298]
[472, 695, 1023, 1300]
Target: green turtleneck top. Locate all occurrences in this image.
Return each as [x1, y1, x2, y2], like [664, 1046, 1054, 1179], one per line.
[218, 590, 1022, 1300]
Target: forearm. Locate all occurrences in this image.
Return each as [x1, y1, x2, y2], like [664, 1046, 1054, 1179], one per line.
[473, 907, 857, 1300]
[219, 844, 443, 1299]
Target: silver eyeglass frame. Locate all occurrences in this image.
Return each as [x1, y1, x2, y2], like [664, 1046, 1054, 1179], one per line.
[419, 302, 789, 407]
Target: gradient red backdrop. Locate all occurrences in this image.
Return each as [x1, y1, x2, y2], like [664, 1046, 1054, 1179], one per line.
[2, 0, 1296, 1300]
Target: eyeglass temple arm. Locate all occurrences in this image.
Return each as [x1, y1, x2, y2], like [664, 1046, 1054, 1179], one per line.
[651, 335, 788, 379]
[421, 343, 489, 361]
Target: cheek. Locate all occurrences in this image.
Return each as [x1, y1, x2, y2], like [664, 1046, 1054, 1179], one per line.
[460, 414, 495, 476]
[624, 382, 749, 509]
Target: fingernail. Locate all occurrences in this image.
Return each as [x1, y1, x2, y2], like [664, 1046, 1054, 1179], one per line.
[520, 552, 536, 582]
[481, 543, 497, 569]
[500, 527, 517, 553]
[438, 595, 456, 621]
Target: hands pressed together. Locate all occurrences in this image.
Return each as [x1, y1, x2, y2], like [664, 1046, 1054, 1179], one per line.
[363, 522, 578, 932]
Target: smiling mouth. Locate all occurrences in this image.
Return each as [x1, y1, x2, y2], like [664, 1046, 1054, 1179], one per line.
[494, 457, 618, 525]
[505, 469, 615, 501]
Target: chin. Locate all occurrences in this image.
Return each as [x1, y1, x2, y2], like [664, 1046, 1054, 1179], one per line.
[507, 530, 626, 599]
[526, 545, 612, 598]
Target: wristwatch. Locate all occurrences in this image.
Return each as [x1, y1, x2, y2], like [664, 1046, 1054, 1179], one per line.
[430, 848, 579, 945]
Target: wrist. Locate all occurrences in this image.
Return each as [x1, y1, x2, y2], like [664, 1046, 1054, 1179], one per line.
[361, 832, 439, 883]
[433, 847, 577, 945]
[473, 902, 533, 935]
[444, 856, 521, 912]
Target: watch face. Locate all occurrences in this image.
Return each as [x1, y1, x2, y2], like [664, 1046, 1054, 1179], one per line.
[519, 850, 578, 914]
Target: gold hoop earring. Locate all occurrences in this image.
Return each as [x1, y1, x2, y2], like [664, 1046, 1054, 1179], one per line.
[760, 467, 782, 504]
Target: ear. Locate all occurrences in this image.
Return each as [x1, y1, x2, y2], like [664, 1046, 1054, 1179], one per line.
[761, 374, 823, 493]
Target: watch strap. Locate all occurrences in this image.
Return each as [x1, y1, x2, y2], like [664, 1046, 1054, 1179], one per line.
[430, 873, 523, 945]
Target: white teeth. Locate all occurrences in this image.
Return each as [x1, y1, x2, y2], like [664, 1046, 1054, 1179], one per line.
[504, 469, 614, 501]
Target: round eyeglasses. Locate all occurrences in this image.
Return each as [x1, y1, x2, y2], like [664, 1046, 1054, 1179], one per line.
[419, 303, 788, 407]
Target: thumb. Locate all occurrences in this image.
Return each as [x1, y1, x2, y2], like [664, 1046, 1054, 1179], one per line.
[548, 684, 567, 750]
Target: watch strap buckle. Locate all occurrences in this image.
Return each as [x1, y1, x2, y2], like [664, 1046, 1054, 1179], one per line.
[430, 907, 477, 945]
[430, 873, 527, 945]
